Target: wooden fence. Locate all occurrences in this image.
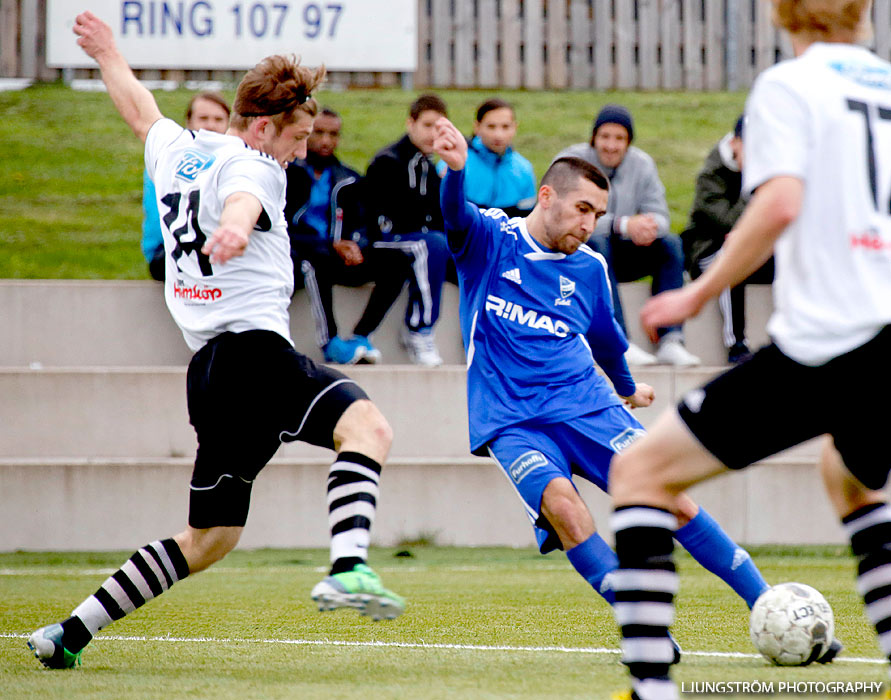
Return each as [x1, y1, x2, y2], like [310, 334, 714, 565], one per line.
[4, 0, 891, 90]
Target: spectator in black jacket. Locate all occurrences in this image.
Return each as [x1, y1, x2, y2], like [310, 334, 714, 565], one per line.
[363, 94, 450, 366]
[681, 116, 774, 364]
[285, 108, 406, 364]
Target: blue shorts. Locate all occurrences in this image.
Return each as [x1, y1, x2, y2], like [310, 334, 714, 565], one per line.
[486, 405, 645, 554]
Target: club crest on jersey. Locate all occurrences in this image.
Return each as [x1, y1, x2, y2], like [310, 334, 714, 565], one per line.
[508, 450, 548, 484]
[555, 275, 575, 306]
[609, 427, 646, 453]
[175, 150, 216, 182]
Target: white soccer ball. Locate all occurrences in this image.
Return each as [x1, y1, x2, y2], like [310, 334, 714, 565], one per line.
[749, 582, 834, 666]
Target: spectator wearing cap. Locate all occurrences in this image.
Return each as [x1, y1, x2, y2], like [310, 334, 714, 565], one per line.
[555, 104, 700, 367]
[681, 116, 774, 364]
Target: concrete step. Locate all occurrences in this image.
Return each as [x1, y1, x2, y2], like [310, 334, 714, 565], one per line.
[0, 455, 846, 551]
[0, 364, 820, 462]
[0, 280, 774, 368]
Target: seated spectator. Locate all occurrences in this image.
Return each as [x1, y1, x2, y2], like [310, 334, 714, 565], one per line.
[363, 94, 451, 366]
[682, 116, 774, 364]
[439, 98, 536, 217]
[556, 104, 700, 366]
[285, 108, 406, 365]
[142, 92, 230, 281]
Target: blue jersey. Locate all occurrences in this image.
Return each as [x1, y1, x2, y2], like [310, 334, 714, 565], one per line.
[441, 167, 635, 453]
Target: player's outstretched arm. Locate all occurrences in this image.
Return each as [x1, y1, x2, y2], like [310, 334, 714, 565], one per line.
[73, 11, 162, 143]
[201, 192, 263, 265]
[640, 175, 801, 342]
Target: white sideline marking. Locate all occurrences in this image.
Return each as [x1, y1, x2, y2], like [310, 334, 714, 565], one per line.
[1, 632, 885, 665]
[0, 564, 570, 577]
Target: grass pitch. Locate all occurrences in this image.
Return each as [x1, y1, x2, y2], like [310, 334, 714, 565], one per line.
[1, 546, 885, 699]
[0, 84, 744, 280]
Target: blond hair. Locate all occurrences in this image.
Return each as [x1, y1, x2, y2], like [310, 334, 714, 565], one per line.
[771, 0, 872, 40]
[230, 55, 326, 132]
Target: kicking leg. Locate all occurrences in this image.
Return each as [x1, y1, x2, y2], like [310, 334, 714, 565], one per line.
[672, 495, 768, 608]
[311, 399, 405, 620]
[28, 526, 241, 669]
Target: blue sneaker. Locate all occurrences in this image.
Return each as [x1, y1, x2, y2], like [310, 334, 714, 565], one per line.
[324, 336, 365, 364]
[351, 335, 382, 364]
[27, 623, 82, 669]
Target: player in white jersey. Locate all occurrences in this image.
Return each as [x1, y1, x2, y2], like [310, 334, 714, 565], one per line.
[608, 2, 891, 698]
[28, 11, 403, 671]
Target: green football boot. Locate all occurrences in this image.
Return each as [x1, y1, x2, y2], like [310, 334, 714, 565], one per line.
[27, 624, 83, 669]
[311, 563, 405, 621]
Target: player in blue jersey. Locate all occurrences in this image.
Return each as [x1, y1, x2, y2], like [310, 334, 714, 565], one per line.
[433, 115, 775, 636]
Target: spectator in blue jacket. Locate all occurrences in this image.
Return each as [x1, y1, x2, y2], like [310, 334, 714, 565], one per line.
[142, 92, 230, 281]
[440, 98, 536, 218]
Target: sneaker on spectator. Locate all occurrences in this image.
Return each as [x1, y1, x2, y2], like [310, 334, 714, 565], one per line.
[352, 335, 382, 364]
[655, 337, 701, 367]
[324, 336, 366, 365]
[624, 342, 657, 366]
[727, 340, 753, 365]
[401, 327, 443, 367]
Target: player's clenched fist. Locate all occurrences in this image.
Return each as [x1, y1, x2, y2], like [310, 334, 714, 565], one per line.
[619, 382, 655, 409]
[433, 117, 467, 171]
[73, 11, 116, 60]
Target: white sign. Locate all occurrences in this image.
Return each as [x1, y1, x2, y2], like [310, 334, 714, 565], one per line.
[47, 0, 417, 71]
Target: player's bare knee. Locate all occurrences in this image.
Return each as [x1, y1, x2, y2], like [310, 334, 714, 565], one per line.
[334, 399, 392, 460]
[541, 481, 594, 547]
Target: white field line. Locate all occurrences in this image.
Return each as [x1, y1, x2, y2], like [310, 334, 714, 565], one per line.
[0, 564, 570, 577]
[0, 632, 886, 665]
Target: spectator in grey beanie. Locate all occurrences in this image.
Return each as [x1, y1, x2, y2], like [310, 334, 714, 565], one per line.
[554, 104, 700, 367]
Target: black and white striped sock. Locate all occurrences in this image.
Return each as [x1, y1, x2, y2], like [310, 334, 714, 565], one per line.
[327, 452, 381, 574]
[844, 502, 891, 659]
[612, 505, 679, 700]
[60, 538, 189, 652]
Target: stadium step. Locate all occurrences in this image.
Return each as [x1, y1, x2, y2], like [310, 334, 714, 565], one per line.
[0, 453, 845, 551]
[0, 279, 773, 368]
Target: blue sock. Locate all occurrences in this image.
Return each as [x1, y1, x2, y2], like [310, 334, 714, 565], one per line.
[674, 507, 769, 608]
[566, 532, 618, 605]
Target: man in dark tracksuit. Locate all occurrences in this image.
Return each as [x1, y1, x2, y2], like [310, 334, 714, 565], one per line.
[285, 109, 406, 364]
[363, 94, 450, 367]
[681, 116, 773, 364]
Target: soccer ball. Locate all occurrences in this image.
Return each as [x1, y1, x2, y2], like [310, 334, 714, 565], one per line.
[749, 582, 834, 666]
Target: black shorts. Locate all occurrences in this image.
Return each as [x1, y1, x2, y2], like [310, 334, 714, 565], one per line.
[185, 329, 368, 528]
[678, 325, 891, 490]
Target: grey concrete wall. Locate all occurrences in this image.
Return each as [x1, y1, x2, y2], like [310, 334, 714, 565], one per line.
[0, 363, 836, 551]
[0, 280, 847, 552]
[0, 280, 773, 368]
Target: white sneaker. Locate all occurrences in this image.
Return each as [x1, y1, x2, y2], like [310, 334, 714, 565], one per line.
[624, 342, 657, 366]
[655, 338, 701, 367]
[401, 327, 443, 367]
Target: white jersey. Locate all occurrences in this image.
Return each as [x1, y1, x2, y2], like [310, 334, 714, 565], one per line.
[743, 43, 891, 365]
[145, 119, 294, 351]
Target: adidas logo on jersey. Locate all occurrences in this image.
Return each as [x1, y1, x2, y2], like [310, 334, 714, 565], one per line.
[485, 294, 570, 338]
[502, 268, 522, 285]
